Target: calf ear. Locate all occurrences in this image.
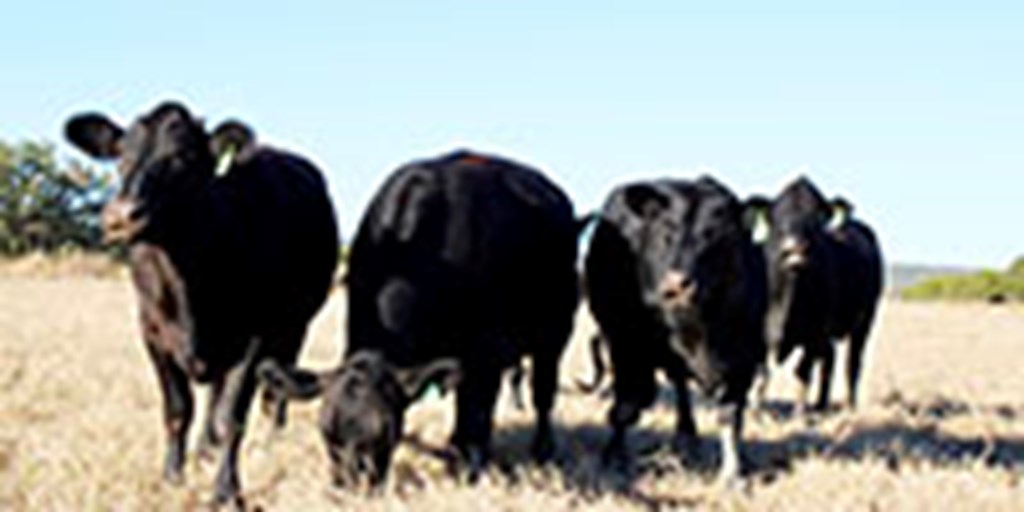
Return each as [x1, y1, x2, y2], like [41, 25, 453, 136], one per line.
[257, 359, 330, 401]
[623, 184, 671, 219]
[65, 113, 124, 160]
[394, 358, 461, 402]
[743, 195, 772, 242]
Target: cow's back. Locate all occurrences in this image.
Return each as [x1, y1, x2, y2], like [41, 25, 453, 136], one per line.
[347, 152, 578, 365]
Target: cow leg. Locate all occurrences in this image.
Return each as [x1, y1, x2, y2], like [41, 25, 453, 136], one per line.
[794, 350, 816, 415]
[260, 328, 306, 429]
[814, 342, 835, 412]
[717, 401, 745, 486]
[211, 341, 261, 508]
[450, 364, 502, 480]
[144, 343, 193, 485]
[602, 364, 655, 466]
[530, 349, 560, 463]
[752, 351, 776, 412]
[663, 362, 699, 462]
[197, 376, 225, 461]
[846, 313, 875, 409]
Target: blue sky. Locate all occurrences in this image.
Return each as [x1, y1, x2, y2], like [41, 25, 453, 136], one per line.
[2, 1, 1022, 267]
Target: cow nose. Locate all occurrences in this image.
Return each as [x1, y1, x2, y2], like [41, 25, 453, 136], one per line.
[102, 198, 145, 243]
[779, 236, 808, 269]
[659, 270, 697, 306]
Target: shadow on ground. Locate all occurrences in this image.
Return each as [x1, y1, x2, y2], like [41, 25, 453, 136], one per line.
[399, 397, 1024, 509]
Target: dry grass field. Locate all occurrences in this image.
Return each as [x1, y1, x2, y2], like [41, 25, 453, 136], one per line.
[1, 275, 1022, 511]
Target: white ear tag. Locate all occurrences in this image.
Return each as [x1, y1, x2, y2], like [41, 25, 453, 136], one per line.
[214, 145, 237, 178]
[752, 212, 770, 244]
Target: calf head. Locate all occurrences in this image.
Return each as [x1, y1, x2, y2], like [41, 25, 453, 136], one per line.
[621, 176, 759, 397]
[65, 101, 255, 243]
[258, 351, 459, 488]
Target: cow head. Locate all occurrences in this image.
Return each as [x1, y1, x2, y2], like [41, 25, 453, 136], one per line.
[64, 102, 255, 243]
[621, 176, 760, 397]
[258, 351, 460, 488]
[749, 177, 851, 275]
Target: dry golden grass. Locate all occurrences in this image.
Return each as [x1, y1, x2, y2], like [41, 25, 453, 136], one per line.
[1, 277, 1022, 511]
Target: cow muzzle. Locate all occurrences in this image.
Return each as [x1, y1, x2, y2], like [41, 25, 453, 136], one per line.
[102, 198, 147, 243]
[779, 235, 808, 270]
[659, 270, 698, 309]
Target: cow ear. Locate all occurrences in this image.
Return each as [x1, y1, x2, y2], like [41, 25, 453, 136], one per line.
[394, 358, 461, 403]
[210, 120, 256, 176]
[257, 359, 332, 401]
[623, 184, 670, 219]
[743, 195, 772, 243]
[210, 119, 256, 156]
[828, 196, 854, 230]
[65, 113, 124, 160]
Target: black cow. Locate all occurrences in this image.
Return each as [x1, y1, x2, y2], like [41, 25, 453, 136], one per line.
[584, 176, 767, 483]
[64, 102, 339, 506]
[749, 177, 883, 413]
[260, 150, 580, 487]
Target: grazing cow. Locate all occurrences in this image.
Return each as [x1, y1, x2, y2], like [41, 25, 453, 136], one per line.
[64, 102, 339, 507]
[749, 177, 883, 412]
[260, 150, 581, 487]
[584, 176, 767, 483]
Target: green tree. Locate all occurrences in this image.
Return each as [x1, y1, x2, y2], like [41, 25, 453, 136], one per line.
[0, 140, 113, 255]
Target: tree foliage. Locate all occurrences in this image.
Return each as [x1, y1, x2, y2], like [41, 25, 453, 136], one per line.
[902, 262, 1024, 303]
[0, 140, 113, 255]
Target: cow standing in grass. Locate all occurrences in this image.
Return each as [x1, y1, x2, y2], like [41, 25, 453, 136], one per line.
[261, 150, 581, 487]
[584, 176, 767, 484]
[749, 177, 883, 413]
[65, 102, 339, 507]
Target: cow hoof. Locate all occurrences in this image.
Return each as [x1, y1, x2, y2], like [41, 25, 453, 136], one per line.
[465, 448, 487, 483]
[212, 494, 246, 512]
[213, 487, 245, 512]
[446, 444, 487, 484]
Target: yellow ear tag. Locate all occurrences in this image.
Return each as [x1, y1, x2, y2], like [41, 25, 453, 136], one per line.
[752, 211, 770, 244]
[828, 206, 849, 231]
[214, 145, 237, 178]
[420, 382, 443, 402]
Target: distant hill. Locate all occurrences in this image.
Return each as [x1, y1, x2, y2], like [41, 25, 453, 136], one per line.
[886, 263, 976, 294]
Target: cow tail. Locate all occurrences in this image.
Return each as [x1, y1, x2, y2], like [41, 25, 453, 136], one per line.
[575, 333, 607, 393]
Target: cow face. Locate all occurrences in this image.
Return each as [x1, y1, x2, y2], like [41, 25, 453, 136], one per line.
[754, 177, 848, 275]
[622, 177, 756, 395]
[258, 352, 459, 488]
[65, 102, 254, 243]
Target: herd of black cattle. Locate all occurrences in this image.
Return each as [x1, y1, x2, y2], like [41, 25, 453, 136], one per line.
[63, 102, 883, 507]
